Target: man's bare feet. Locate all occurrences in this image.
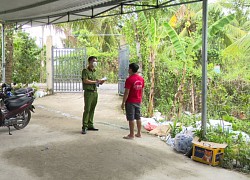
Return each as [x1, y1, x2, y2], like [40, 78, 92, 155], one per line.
[135, 134, 142, 138]
[123, 135, 134, 139]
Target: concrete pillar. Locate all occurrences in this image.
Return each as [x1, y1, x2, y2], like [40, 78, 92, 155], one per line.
[1, 24, 5, 83]
[46, 35, 53, 94]
[120, 36, 126, 47]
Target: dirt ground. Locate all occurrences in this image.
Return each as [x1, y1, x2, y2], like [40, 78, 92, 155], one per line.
[0, 84, 249, 180]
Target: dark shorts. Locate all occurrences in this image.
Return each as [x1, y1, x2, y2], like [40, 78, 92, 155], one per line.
[125, 103, 141, 121]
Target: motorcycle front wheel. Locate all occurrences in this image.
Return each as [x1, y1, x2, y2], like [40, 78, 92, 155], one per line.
[13, 108, 31, 130]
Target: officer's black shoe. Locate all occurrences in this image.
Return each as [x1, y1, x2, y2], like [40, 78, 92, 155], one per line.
[82, 128, 87, 134]
[87, 127, 99, 131]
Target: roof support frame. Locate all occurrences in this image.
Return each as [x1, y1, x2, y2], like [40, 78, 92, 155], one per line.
[159, 0, 203, 8]
[93, 4, 120, 18]
[50, 15, 67, 24]
[87, 0, 203, 21]
[67, 0, 202, 23]
[4, 0, 202, 27]
[91, 7, 94, 18]
[201, 0, 208, 138]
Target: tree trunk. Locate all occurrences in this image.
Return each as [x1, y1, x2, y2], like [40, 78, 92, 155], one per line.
[5, 24, 14, 84]
[170, 62, 186, 119]
[177, 63, 186, 118]
[147, 48, 155, 117]
[133, 23, 143, 74]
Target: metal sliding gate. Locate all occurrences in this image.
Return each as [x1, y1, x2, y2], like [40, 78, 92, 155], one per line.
[52, 47, 87, 92]
[118, 45, 129, 95]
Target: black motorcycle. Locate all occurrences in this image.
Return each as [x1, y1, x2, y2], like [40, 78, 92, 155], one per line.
[0, 84, 35, 135]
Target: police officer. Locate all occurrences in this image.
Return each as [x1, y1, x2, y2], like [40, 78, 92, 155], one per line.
[81, 56, 105, 134]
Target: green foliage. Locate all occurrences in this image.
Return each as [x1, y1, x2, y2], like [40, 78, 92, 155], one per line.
[169, 120, 182, 138]
[209, 14, 235, 35]
[207, 78, 250, 121]
[88, 50, 118, 83]
[193, 14, 235, 50]
[71, 16, 120, 52]
[222, 113, 250, 135]
[13, 31, 42, 84]
[232, 120, 250, 135]
[205, 126, 250, 173]
[67, 19, 120, 83]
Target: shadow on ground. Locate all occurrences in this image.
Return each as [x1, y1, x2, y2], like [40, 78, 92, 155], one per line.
[4, 138, 177, 180]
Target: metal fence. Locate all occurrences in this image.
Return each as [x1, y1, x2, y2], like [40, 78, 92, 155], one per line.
[118, 45, 129, 95]
[52, 47, 86, 92]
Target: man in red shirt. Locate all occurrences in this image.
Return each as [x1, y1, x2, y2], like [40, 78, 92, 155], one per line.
[121, 63, 144, 139]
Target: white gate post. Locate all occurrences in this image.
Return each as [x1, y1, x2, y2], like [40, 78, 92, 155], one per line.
[46, 35, 53, 94]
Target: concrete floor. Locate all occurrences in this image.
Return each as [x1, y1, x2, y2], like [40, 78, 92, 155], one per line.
[0, 84, 249, 180]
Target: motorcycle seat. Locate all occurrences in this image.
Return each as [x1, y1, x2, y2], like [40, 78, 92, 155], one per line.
[4, 96, 32, 111]
[14, 87, 33, 95]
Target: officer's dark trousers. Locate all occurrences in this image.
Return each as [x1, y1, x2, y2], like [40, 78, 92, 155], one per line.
[82, 91, 98, 129]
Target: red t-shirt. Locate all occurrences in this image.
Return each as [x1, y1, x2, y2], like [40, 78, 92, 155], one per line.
[125, 74, 144, 103]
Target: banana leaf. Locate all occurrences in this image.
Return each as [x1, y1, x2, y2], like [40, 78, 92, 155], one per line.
[164, 22, 186, 60]
[193, 14, 235, 50]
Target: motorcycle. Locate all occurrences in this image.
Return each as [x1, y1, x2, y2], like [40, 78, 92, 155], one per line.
[2, 83, 34, 98]
[0, 84, 35, 135]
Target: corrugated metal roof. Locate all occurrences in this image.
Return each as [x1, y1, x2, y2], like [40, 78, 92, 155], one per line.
[0, 0, 202, 27]
[0, 0, 135, 25]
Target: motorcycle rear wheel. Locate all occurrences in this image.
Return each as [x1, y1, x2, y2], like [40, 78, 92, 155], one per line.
[13, 108, 31, 130]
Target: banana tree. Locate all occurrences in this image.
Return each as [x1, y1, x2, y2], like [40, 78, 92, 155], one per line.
[193, 14, 235, 50]
[164, 22, 188, 118]
[145, 17, 159, 117]
[139, 10, 188, 117]
[223, 32, 250, 58]
[138, 12, 167, 117]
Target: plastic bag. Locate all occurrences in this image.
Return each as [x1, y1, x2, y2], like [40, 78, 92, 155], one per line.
[144, 122, 157, 131]
[174, 133, 193, 154]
